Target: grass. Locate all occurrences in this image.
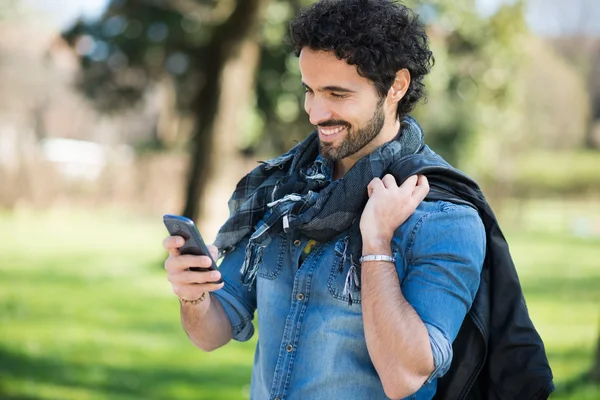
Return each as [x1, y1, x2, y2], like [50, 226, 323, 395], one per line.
[0, 209, 254, 400]
[495, 199, 600, 399]
[0, 201, 599, 399]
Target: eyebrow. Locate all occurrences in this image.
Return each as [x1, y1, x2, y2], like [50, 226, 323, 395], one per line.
[301, 82, 356, 93]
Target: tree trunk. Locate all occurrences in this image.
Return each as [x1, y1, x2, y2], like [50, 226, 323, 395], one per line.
[199, 38, 261, 239]
[182, 0, 265, 220]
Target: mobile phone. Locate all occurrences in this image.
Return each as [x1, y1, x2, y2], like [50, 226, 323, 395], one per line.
[163, 214, 223, 284]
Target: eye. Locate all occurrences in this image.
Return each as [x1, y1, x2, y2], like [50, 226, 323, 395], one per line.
[330, 92, 347, 99]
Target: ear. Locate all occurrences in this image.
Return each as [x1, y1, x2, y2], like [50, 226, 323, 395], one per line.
[387, 69, 411, 105]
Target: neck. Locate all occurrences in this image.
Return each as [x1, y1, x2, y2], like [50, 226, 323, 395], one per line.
[333, 117, 401, 180]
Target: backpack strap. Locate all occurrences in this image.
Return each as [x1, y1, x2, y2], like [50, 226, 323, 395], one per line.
[426, 183, 477, 211]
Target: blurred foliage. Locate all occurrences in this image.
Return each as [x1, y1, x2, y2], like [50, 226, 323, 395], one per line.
[549, 37, 600, 148]
[410, 0, 527, 171]
[517, 37, 591, 150]
[64, 0, 266, 220]
[61, 0, 224, 113]
[61, 0, 594, 188]
[61, 1, 525, 157]
[513, 150, 600, 197]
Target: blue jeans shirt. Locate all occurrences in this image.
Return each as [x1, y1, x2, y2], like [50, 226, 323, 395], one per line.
[212, 194, 486, 400]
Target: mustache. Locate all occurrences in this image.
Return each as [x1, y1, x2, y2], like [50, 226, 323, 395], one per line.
[316, 120, 350, 129]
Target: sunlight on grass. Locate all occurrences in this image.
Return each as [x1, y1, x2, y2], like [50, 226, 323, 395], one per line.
[0, 208, 255, 400]
[497, 199, 600, 399]
[0, 202, 599, 399]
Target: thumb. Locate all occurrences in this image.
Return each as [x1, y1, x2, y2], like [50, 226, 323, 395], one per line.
[208, 244, 219, 261]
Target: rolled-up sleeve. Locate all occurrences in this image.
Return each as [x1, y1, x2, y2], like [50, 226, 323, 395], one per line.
[211, 235, 257, 342]
[401, 202, 486, 382]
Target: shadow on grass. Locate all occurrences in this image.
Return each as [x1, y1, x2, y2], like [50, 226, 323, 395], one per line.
[552, 370, 600, 400]
[548, 348, 600, 399]
[0, 346, 251, 400]
[522, 275, 600, 303]
[553, 370, 594, 394]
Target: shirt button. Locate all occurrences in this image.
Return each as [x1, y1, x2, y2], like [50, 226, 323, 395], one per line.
[275, 397, 281, 400]
[296, 293, 305, 301]
[286, 344, 294, 352]
[293, 239, 301, 246]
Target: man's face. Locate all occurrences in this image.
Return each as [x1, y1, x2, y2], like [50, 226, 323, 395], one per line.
[299, 48, 389, 162]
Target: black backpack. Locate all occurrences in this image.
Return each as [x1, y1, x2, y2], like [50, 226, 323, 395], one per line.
[388, 149, 554, 400]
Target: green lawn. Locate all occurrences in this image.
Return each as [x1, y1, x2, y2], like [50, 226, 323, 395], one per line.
[0, 202, 599, 399]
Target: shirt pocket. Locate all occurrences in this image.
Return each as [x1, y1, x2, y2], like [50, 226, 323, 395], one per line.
[327, 237, 362, 305]
[327, 237, 404, 305]
[256, 232, 287, 280]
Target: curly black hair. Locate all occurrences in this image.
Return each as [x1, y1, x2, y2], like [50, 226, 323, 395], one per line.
[289, 0, 434, 119]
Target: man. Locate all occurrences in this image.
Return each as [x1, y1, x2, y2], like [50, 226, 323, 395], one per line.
[163, 1, 549, 399]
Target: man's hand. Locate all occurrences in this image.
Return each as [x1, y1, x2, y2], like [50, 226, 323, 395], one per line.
[359, 174, 429, 250]
[163, 236, 225, 302]
[163, 236, 233, 352]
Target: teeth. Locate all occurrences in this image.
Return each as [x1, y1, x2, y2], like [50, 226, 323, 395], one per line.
[320, 126, 344, 136]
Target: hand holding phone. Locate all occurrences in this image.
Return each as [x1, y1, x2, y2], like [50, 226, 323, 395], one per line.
[163, 214, 223, 285]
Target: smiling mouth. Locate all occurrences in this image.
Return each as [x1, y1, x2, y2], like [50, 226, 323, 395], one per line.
[319, 126, 346, 136]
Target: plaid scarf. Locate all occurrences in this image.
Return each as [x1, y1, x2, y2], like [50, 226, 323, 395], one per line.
[214, 116, 425, 302]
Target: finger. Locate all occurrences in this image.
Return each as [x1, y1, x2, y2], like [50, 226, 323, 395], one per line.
[196, 282, 225, 293]
[381, 174, 398, 189]
[416, 175, 429, 191]
[169, 269, 222, 285]
[367, 177, 385, 197]
[207, 244, 219, 260]
[164, 254, 213, 272]
[367, 177, 385, 195]
[163, 236, 184, 256]
[412, 175, 430, 202]
[399, 175, 419, 191]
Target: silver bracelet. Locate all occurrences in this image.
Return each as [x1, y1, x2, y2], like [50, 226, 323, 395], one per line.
[359, 254, 396, 263]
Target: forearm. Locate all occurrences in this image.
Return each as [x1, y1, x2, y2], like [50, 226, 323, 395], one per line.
[361, 243, 434, 399]
[180, 294, 233, 352]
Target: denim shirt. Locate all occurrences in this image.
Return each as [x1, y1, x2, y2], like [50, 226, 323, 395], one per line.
[212, 164, 486, 400]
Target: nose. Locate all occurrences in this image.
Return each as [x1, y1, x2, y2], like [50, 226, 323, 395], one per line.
[306, 97, 333, 126]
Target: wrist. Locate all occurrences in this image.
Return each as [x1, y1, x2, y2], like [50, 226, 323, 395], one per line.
[362, 238, 392, 256]
[179, 292, 209, 308]
[360, 254, 396, 264]
[180, 295, 212, 320]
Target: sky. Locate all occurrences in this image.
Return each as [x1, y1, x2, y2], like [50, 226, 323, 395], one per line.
[525, 0, 600, 37]
[20, 0, 600, 37]
[477, 0, 600, 36]
[21, 0, 110, 28]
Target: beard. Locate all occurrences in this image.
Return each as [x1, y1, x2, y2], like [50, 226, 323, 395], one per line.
[318, 99, 386, 162]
